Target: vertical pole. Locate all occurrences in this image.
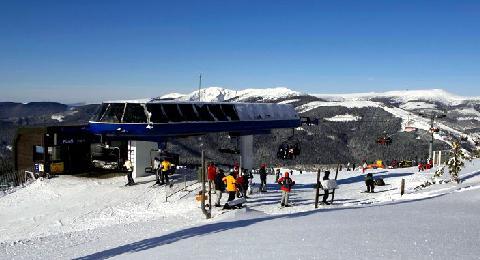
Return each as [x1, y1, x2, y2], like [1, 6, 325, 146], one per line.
[184, 170, 187, 190]
[331, 165, 339, 204]
[208, 175, 212, 216]
[200, 150, 211, 219]
[314, 169, 320, 208]
[198, 74, 202, 102]
[429, 115, 434, 160]
[439, 151, 442, 165]
[400, 179, 405, 196]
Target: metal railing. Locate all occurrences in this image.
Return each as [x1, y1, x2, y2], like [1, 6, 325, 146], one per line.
[0, 168, 34, 192]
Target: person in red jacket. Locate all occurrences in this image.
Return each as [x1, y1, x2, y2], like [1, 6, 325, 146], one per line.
[236, 174, 245, 198]
[277, 171, 295, 207]
[207, 162, 217, 190]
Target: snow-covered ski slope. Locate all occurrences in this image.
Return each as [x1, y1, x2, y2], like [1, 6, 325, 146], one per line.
[2, 160, 480, 259]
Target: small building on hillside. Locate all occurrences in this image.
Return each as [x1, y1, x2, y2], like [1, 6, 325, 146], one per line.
[14, 125, 98, 174]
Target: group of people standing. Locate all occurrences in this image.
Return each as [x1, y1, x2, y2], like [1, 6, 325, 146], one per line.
[207, 162, 296, 208]
[153, 157, 173, 186]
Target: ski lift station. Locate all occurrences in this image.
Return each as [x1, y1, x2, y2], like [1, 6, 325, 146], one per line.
[86, 100, 301, 178]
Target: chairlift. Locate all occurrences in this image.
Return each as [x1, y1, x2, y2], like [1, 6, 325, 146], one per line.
[376, 132, 393, 146]
[90, 143, 121, 170]
[277, 129, 301, 160]
[277, 142, 300, 160]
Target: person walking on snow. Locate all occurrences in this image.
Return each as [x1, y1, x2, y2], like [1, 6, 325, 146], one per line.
[322, 171, 331, 205]
[153, 157, 161, 185]
[123, 160, 135, 186]
[275, 168, 281, 183]
[362, 161, 368, 173]
[259, 164, 268, 192]
[365, 173, 375, 193]
[214, 169, 226, 207]
[223, 171, 237, 204]
[160, 158, 171, 185]
[277, 171, 295, 207]
[207, 162, 217, 190]
[236, 173, 246, 198]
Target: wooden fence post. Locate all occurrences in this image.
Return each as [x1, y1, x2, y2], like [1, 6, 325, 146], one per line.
[315, 169, 320, 208]
[400, 178, 405, 196]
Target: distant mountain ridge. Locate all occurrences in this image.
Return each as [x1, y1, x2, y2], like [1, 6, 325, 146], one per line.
[1, 87, 479, 166]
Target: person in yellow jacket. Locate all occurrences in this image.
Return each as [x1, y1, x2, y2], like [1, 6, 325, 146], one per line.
[160, 158, 171, 185]
[222, 170, 237, 202]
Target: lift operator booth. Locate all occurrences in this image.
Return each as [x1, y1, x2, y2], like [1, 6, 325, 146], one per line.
[88, 100, 301, 178]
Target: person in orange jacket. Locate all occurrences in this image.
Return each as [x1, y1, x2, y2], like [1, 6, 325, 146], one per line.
[277, 171, 295, 207]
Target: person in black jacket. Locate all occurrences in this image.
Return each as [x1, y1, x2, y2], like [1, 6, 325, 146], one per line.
[259, 164, 267, 192]
[365, 173, 375, 193]
[214, 169, 226, 207]
[322, 171, 331, 204]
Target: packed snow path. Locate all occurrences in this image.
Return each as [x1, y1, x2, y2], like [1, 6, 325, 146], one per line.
[1, 160, 480, 259]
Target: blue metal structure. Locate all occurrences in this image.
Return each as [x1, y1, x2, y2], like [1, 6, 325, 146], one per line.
[88, 100, 301, 140]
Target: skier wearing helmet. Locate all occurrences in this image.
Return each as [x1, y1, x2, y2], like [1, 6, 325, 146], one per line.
[277, 171, 295, 207]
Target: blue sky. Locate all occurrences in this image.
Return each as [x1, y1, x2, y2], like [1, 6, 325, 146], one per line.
[1, 0, 479, 103]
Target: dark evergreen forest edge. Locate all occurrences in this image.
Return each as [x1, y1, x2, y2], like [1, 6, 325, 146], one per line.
[2, 94, 476, 174]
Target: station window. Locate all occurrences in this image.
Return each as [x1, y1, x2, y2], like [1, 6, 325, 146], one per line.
[221, 104, 240, 121]
[100, 103, 125, 123]
[194, 104, 215, 121]
[162, 104, 183, 122]
[92, 104, 108, 122]
[146, 104, 168, 123]
[208, 104, 228, 121]
[123, 104, 147, 123]
[178, 104, 200, 121]
[33, 145, 44, 161]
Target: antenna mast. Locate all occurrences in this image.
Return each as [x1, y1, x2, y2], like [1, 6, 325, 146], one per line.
[198, 74, 202, 102]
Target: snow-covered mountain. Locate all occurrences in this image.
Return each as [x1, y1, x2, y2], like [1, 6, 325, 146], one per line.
[156, 86, 302, 102]
[156, 87, 480, 146]
[314, 89, 480, 106]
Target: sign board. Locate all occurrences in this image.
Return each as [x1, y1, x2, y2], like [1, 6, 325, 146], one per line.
[50, 162, 64, 174]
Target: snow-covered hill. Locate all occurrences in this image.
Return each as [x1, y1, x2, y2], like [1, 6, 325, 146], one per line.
[156, 86, 480, 149]
[3, 160, 480, 259]
[156, 86, 302, 102]
[313, 88, 480, 106]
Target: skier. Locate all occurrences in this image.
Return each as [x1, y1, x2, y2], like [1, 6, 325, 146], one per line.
[246, 169, 254, 195]
[275, 168, 281, 183]
[214, 169, 226, 207]
[365, 172, 375, 193]
[207, 162, 217, 190]
[153, 157, 161, 185]
[236, 173, 245, 198]
[123, 160, 135, 186]
[160, 158, 171, 185]
[222, 170, 237, 205]
[322, 171, 331, 205]
[277, 171, 295, 207]
[259, 164, 268, 192]
[362, 161, 368, 173]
